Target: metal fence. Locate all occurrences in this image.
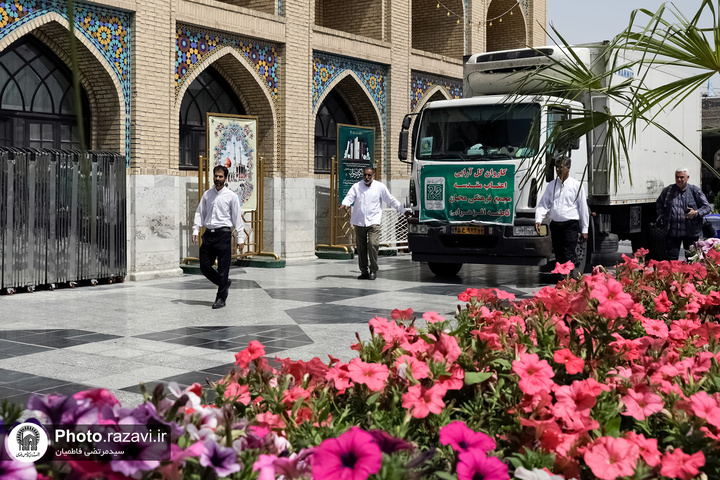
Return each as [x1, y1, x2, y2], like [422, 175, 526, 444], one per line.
[379, 207, 408, 252]
[0, 148, 126, 293]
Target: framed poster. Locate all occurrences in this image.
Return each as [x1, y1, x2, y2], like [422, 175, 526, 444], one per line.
[207, 114, 258, 211]
[419, 164, 516, 225]
[337, 124, 375, 205]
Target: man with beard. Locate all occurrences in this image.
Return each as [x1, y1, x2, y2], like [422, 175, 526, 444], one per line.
[192, 165, 245, 309]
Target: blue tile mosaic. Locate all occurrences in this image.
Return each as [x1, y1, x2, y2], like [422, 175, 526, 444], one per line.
[0, 0, 132, 164]
[410, 72, 463, 112]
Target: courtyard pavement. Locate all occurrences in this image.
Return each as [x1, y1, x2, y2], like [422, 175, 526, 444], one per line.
[0, 247, 629, 408]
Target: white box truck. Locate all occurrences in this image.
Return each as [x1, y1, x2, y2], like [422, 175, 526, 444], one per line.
[398, 42, 701, 276]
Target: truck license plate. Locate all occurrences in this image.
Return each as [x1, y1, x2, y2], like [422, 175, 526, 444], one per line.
[451, 226, 485, 235]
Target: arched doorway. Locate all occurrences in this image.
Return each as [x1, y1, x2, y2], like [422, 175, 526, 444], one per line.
[314, 89, 355, 173]
[179, 66, 246, 169]
[0, 36, 90, 149]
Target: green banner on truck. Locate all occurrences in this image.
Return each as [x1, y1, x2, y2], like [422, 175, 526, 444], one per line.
[419, 164, 516, 225]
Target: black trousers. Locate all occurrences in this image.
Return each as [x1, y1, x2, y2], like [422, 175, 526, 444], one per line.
[199, 229, 232, 300]
[550, 219, 580, 267]
[665, 235, 698, 261]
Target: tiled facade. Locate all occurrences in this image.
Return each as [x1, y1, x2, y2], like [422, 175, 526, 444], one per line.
[0, 0, 546, 280]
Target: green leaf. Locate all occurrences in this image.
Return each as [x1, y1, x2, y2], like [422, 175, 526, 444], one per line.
[367, 391, 382, 405]
[435, 472, 458, 480]
[464, 371, 493, 385]
[604, 416, 622, 437]
[490, 358, 512, 370]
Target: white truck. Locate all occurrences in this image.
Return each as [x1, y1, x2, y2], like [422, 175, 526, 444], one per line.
[398, 42, 701, 276]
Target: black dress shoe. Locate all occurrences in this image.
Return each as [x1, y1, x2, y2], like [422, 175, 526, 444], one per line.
[369, 271, 377, 280]
[212, 298, 226, 309]
[357, 272, 370, 280]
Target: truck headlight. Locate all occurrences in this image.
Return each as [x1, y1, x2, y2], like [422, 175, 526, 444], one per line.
[409, 223, 429, 234]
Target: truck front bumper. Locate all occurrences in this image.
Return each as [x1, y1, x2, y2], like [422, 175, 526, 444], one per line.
[408, 224, 552, 266]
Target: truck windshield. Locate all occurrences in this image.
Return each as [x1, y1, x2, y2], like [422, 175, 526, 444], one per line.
[415, 103, 540, 161]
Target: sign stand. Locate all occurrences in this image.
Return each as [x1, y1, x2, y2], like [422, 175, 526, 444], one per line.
[182, 155, 284, 271]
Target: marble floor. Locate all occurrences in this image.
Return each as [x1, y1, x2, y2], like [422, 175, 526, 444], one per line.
[0, 250, 628, 408]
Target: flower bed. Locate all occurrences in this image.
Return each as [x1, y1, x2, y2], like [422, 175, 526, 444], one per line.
[3, 249, 720, 479]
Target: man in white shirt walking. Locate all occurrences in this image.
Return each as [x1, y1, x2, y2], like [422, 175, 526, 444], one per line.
[342, 167, 410, 280]
[192, 165, 245, 309]
[534, 156, 589, 275]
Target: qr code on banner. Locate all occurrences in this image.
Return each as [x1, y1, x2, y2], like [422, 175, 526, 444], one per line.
[425, 177, 445, 210]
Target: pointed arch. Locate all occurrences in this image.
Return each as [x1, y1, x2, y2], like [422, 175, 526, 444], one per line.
[486, 0, 527, 52]
[414, 85, 452, 113]
[0, 13, 125, 152]
[175, 46, 278, 173]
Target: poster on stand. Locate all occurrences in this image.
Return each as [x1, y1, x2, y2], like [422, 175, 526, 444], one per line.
[207, 114, 258, 211]
[337, 124, 374, 205]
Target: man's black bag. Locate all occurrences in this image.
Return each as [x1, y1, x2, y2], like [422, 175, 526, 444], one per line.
[703, 219, 717, 239]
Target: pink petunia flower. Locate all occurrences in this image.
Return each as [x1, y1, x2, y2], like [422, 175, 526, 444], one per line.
[326, 363, 354, 393]
[391, 308, 414, 320]
[589, 278, 635, 319]
[551, 261, 574, 275]
[346, 358, 389, 392]
[457, 450, 509, 480]
[624, 432, 661, 467]
[439, 421, 496, 453]
[690, 391, 720, 428]
[402, 384, 446, 418]
[621, 388, 663, 421]
[660, 449, 705, 480]
[553, 348, 585, 374]
[224, 383, 251, 405]
[653, 290, 672, 313]
[395, 355, 430, 380]
[422, 311, 446, 324]
[235, 341, 266, 368]
[282, 386, 311, 407]
[312, 427, 382, 480]
[429, 333, 462, 364]
[583, 436, 639, 480]
[512, 353, 555, 395]
[641, 318, 669, 338]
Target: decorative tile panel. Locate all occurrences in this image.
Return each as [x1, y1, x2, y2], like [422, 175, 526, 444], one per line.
[0, 0, 132, 164]
[175, 25, 280, 105]
[410, 72, 463, 112]
[312, 51, 387, 136]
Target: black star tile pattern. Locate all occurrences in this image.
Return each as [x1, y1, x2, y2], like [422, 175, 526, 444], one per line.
[0, 330, 122, 358]
[284, 304, 392, 324]
[0, 368, 94, 407]
[133, 324, 313, 354]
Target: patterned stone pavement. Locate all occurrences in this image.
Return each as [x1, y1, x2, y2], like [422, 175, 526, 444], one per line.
[0, 249, 628, 407]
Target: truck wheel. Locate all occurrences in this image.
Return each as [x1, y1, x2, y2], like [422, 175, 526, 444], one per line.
[648, 224, 667, 260]
[428, 262, 462, 277]
[594, 233, 619, 254]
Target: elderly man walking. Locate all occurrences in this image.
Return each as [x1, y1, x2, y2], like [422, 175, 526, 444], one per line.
[656, 168, 711, 260]
[342, 167, 410, 280]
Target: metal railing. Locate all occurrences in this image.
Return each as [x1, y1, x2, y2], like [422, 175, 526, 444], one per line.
[0, 148, 126, 294]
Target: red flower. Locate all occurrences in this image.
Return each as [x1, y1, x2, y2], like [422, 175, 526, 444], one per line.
[457, 450, 509, 480]
[553, 348, 585, 374]
[660, 449, 705, 480]
[653, 290, 672, 313]
[312, 427, 382, 480]
[584, 437, 639, 480]
[512, 353, 555, 395]
[346, 358, 389, 392]
[391, 308, 414, 320]
[234, 341, 266, 368]
[402, 384, 446, 418]
[551, 260, 574, 275]
[439, 421, 496, 453]
[282, 386, 311, 407]
[589, 278, 634, 319]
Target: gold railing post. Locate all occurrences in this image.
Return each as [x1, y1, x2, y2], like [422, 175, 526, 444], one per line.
[330, 156, 337, 244]
[258, 156, 264, 253]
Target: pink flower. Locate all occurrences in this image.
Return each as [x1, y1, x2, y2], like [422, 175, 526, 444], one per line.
[282, 386, 311, 407]
[624, 432, 661, 467]
[621, 388, 663, 421]
[312, 427, 382, 480]
[429, 333, 462, 364]
[422, 311, 446, 323]
[583, 437, 639, 480]
[402, 384, 446, 418]
[551, 261, 574, 275]
[224, 383, 251, 405]
[553, 348, 585, 374]
[395, 355, 430, 380]
[326, 363, 354, 393]
[589, 278, 635, 319]
[690, 391, 720, 428]
[653, 290, 672, 313]
[235, 341, 266, 368]
[346, 358, 389, 392]
[391, 308, 414, 320]
[73, 389, 120, 408]
[641, 318, 669, 338]
[512, 353, 555, 395]
[439, 421, 496, 453]
[457, 450, 509, 480]
[660, 449, 705, 480]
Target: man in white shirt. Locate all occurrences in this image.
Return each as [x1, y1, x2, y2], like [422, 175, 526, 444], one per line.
[342, 167, 410, 280]
[534, 156, 589, 275]
[192, 165, 245, 309]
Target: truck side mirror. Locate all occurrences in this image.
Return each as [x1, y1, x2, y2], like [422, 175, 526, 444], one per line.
[398, 130, 409, 162]
[401, 115, 412, 130]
